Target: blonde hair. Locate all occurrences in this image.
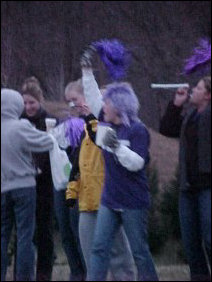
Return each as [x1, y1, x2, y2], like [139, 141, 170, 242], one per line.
[65, 79, 84, 96]
[21, 76, 44, 103]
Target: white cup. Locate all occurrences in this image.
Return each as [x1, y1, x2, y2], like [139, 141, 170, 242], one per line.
[68, 101, 75, 108]
[45, 118, 57, 132]
[96, 123, 112, 147]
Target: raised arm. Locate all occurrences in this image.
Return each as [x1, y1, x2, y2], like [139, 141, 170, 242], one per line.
[82, 67, 103, 118]
[159, 87, 189, 138]
[159, 101, 183, 138]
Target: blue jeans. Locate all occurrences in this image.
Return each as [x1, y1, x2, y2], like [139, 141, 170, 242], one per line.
[54, 189, 86, 279]
[1, 187, 36, 281]
[179, 189, 211, 281]
[79, 211, 136, 281]
[88, 205, 158, 281]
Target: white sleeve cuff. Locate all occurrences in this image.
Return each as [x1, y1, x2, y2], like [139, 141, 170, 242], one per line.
[115, 144, 145, 171]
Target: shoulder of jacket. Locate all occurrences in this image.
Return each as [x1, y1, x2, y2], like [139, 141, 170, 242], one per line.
[131, 121, 149, 134]
[19, 118, 33, 127]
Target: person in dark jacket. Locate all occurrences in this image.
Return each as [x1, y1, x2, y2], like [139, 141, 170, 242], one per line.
[21, 76, 56, 281]
[160, 76, 211, 281]
[50, 116, 87, 281]
[41, 81, 87, 281]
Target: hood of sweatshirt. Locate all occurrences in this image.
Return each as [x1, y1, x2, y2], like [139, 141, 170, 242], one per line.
[1, 89, 24, 120]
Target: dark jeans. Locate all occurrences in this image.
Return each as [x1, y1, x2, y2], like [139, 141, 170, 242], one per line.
[88, 205, 158, 281]
[35, 177, 55, 281]
[54, 189, 86, 279]
[179, 189, 211, 281]
[1, 187, 36, 281]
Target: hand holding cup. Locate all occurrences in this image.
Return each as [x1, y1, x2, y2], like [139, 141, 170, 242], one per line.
[45, 118, 57, 132]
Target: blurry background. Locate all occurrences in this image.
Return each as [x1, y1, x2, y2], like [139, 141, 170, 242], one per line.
[1, 1, 211, 129]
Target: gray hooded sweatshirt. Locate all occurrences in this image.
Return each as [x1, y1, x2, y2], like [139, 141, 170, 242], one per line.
[1, 89, 54, 193]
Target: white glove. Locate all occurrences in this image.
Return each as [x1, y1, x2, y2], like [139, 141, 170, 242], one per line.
[103, 128, 120, 149]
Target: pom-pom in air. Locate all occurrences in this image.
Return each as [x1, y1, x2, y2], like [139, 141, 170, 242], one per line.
[183, 38, 211, 75]
[92, 39, 131, 80]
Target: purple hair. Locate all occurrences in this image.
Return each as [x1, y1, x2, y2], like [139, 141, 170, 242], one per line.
[92, 39, 131, 80]
[103, 82, 140, 126]
[64, 117, 84, 149]
[183, 38, 211, 75]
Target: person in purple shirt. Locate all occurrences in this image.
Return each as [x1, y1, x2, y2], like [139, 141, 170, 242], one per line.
[80, 60, 158, 280]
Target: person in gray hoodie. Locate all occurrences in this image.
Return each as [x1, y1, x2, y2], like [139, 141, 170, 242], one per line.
[1, 88, 54, 281]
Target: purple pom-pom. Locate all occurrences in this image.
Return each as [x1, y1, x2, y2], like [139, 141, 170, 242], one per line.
[183, 38, 211, 75]
[92, 39, 131, 80]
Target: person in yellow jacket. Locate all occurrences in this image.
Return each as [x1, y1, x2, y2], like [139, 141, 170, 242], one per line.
[65, 79, 136, 281]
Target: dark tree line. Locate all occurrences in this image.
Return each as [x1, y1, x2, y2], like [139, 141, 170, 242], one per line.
[1, 1, 211, 129]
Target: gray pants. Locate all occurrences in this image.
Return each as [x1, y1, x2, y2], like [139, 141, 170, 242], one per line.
[79, 211, 136, 281]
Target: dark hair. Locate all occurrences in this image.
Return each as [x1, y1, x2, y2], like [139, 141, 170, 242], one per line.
[202, 76, 211, 93]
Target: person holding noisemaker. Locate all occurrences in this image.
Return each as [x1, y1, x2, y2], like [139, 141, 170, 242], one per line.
[160, 77, 211, 281]
[160, 39, 211, 281]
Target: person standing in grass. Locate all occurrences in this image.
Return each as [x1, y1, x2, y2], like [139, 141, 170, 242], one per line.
[160, 76, 211, 281]
[79, 52, 158, 281]
[1, 88, 53, 281]
[21, 77, 56, 281]
[65, 79, 136, 281]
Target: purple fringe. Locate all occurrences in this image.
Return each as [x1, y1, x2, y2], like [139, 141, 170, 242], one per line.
[183, 38, 211, 75]
[64, 117, 84, 149]
[92, 39, 131, 80]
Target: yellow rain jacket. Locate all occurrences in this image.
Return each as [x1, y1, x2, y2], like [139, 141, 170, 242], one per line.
[66, 115, 105, 211]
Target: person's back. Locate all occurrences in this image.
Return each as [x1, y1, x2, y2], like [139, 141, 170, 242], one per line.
[1, 89, 53, 192]
[1, 88, 53, 281]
